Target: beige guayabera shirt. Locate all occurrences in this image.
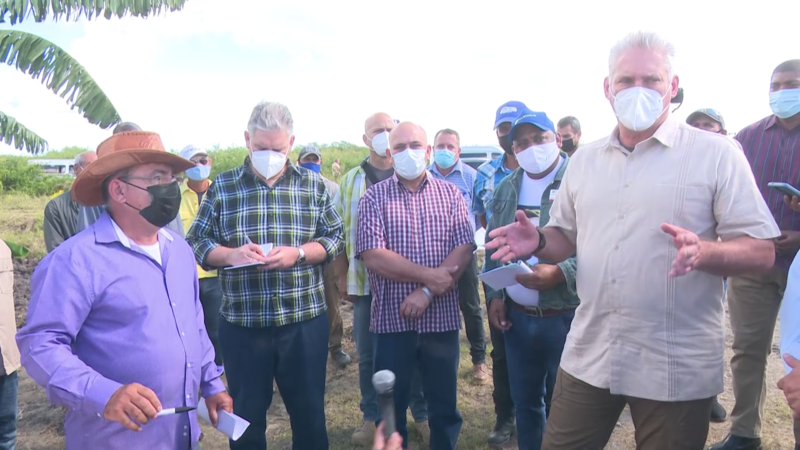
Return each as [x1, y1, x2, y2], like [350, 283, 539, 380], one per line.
[0, 240, 21, 376]
[547, 117, 780, 402]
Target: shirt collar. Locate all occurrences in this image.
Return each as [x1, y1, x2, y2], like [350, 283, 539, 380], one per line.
[496, 154, 514, 173]
[392, 171, 431, 190]
[94, 210, 173, 248]
[241, 156, 301, 181]
[766, 115, 780, 130]
[608, 115, 679, 151]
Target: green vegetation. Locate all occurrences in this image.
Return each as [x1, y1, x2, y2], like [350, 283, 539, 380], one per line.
[0, 0, 188, 154]
[0, 156, 71, 196]
[0, 194, 49, 258]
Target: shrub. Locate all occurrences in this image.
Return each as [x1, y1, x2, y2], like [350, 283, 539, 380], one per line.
[0, 156, 72, 196]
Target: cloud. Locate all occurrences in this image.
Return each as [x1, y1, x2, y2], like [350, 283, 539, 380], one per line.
[2, 0, 799, 156]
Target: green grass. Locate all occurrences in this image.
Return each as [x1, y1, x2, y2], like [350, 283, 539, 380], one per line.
[0, 194, 50, 259]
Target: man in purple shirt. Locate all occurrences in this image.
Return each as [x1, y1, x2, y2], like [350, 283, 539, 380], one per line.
[16, 131, 233, 450]
[357, 122, 475, 450]
[711, 60, 800, 450]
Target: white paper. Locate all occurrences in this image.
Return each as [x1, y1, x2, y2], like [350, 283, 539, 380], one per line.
[197, 400, 250, 441]
[505, 255, 540, 306]
[477, 262, 533, 291]
[223, 243, 274, 270]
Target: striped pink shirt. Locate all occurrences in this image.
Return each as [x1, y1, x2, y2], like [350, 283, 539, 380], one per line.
[356, 173, 475, 333]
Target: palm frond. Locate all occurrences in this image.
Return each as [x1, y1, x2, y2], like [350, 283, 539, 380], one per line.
[1, 0, 188, 24]
[0, 111, 48, 154]
[0, 30, 120, 129]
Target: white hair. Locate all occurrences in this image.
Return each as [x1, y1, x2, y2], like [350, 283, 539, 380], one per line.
[74, 151, 94, 168]
[247, 101, 294, 137]
[609, 31, 676, 79]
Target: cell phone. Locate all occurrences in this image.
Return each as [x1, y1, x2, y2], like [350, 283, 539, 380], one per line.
[768, 182, 800, 198]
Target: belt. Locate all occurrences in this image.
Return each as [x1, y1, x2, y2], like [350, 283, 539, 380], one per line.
[510, 302, 575, 318]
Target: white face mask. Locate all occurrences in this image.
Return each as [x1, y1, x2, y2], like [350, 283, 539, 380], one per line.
[251, 150, 287, 179]
[392, 148, 428, 180]
[516, 141, 560, 175]
[611, 86, 671, 132]
[369, 131, 390, 157]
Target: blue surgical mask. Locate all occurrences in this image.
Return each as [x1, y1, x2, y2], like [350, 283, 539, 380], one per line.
[299, 162, 321, 173]
[185, 164, 211, 181]
[770, 88, 800, 119]
[434, 149, 457, 169]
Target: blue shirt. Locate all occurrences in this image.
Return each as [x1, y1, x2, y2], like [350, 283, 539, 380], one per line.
[472, 154, 514, 225]
[781, 251, 800, 373]
[428, 159, 477, 232]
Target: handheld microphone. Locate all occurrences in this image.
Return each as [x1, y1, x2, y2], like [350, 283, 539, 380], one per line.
[372, 370, 396, 438]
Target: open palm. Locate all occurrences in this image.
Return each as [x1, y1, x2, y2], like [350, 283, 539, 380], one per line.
[486, 210, 540, 263]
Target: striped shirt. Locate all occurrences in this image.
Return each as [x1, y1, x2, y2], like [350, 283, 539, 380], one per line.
[333, 163, 370, 296]
[428, 159, 478, 232]
[188, 158, 344, 328]
[356, 174, 475, 334]
[736, 115, 800, 269]
[472, 154, 514, 224]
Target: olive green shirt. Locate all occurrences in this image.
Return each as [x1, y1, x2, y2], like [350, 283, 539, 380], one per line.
[484, 155, 579, 311]
[43, 190, 80, 253]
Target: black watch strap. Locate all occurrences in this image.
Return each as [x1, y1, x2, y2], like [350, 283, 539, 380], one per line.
[534, 227, 546, 254]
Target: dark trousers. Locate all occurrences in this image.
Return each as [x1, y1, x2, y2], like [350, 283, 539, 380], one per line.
[542, 369, 713, 450]
[458, 256, 486, 364]
[374, 330, 462, 450]
[198, 277, 223, 366]
[0, 371, 17, 450]
[219, 314, 329, 450]
[485, 287, 515, 422]
[505, 306, 574, 450]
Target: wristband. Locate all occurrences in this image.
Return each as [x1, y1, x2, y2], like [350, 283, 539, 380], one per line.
[421, 287, 433, 301]
[533, 227, 546, 255]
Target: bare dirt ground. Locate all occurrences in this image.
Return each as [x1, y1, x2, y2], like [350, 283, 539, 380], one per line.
[11, 258, 797, 450]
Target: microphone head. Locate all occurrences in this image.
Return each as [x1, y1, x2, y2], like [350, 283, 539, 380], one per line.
[372, 370, 396, 394]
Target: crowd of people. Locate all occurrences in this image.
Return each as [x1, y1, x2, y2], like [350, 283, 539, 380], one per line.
[1, 29, 800, 450]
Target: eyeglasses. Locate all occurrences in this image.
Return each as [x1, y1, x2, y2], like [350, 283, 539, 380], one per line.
[121, 174, 183, 186]
[191, 157, 209, 165]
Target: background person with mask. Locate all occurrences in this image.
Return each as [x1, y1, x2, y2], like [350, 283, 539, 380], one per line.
[485, 109, 579, 450]
[556, 116, 582, 157]
[188, 101, 344, 450]
[357, 121, 475, 450]
[710, 60, 800, 450]
[473, 101, 524, 449]
[178, 144, 223, 367]
[426, 128, 489, 385]
[297, 144, 352, 368]
[332, 113, 430, 446]
[487, 31, 780, 449]
[43, 151, 97, 252]
[687, 108, 727, 135]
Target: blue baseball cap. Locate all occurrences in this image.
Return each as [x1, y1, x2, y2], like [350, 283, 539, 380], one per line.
[494, 101, 527, 129]
[510, 108, 555, 141]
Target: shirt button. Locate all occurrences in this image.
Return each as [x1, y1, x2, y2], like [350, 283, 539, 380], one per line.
[172, 302, 177, 307]
[186, 394, 191, 399]
[187, 363, 192, 368]
[181, 332, 186, 336]
[618, 214, 624, 219]
[624, 183, 630, 188]
[97, 413, 101, 418]
[184, 425, 189, 430]
[614, 245, 619, 250]
[183, 432, 188, 437]
[611, 279, 617, 284]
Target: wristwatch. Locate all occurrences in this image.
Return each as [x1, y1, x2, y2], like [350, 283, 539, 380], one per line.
[296, 247, 306, 265]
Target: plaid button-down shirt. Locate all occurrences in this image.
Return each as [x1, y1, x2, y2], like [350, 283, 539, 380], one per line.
[188, 158, 344, 328]
[356, 174, 475, 334]
[333, 162, 370, 296]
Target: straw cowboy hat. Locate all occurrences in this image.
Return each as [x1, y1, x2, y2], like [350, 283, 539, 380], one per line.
[72, 131, 195, 207]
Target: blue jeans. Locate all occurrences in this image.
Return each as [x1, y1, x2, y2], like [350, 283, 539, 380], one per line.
[374, 330, 462, 450]
[198, 277, 223, 366]
[504, 306, 574, 450]
[0, 371, 18, 450]
[219, 314, 329, 450]
[353, 295, 427, 422]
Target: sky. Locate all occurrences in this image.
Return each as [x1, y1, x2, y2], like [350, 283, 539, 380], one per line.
[2, 0, 800, 156]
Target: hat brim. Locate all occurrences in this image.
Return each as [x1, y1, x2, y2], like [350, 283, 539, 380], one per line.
[686, 111, 723, 127]
[72, 149, 195, 206]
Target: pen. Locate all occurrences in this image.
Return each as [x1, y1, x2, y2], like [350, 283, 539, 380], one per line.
[156, 406, 196, 417]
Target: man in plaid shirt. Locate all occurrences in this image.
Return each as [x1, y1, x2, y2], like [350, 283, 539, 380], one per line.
[187, 101, 343, 450]
[357, 122, 476, 450]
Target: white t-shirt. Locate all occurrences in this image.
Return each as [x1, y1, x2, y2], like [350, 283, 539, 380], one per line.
[138, 242, 162, 265]
[506, 157, 563, 306]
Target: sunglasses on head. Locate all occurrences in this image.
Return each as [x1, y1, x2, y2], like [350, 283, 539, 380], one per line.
[192, 157, 209, 165]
